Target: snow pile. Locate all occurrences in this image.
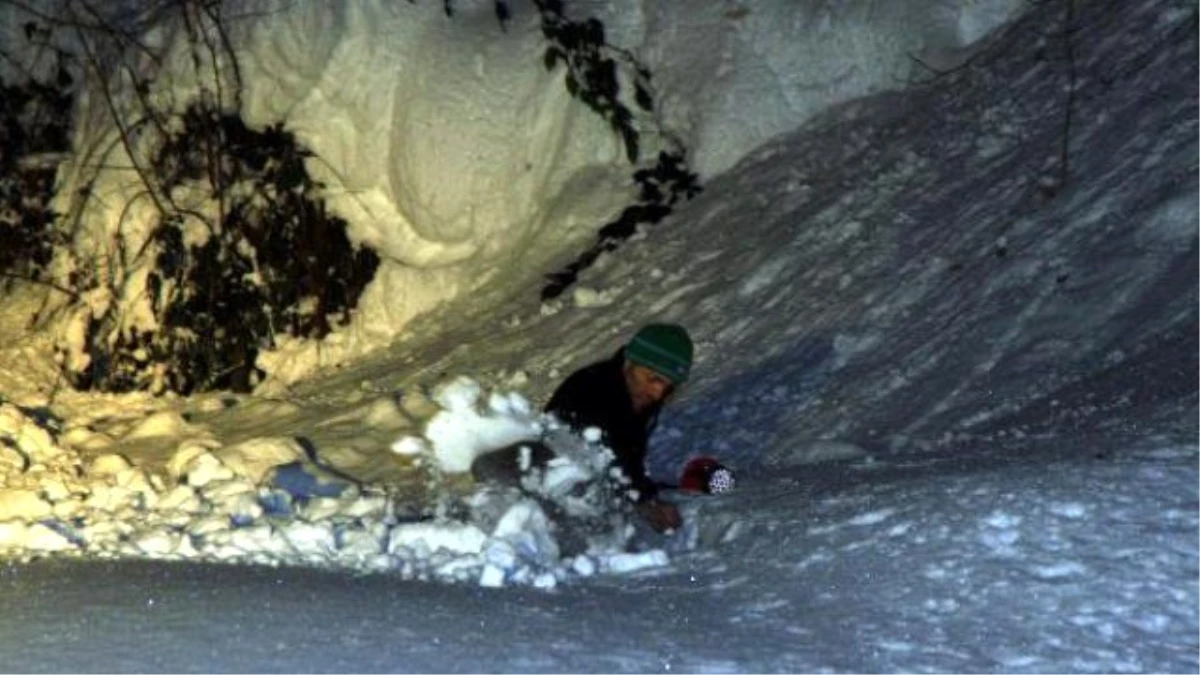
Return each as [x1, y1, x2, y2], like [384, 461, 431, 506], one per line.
[391, 377, 667, 587]
[0, 381, 666, 588]
[414, 377, 545, 474]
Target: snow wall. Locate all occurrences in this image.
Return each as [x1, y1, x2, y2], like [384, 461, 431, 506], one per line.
[5, 0, 1024, 384]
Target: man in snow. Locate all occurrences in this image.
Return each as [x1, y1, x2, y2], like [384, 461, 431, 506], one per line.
[471, 323, 693, 533]
[541, 323, 692, 533]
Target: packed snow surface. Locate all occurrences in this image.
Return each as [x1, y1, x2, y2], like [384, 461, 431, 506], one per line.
[0, 0, 1195, 672]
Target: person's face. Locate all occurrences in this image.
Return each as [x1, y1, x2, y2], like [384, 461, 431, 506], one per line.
[623, 362, 676, 414]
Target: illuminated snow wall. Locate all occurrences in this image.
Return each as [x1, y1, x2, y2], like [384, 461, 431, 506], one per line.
[18, 0, 1024, 382]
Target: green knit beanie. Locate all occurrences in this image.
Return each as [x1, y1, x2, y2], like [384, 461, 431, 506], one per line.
[626, 323, 694, 384]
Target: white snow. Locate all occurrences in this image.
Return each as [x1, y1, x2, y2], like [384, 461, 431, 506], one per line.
[423, 377, 544, 473]
[15, 0, 1029, 386]
[0, 0, 1195, 672]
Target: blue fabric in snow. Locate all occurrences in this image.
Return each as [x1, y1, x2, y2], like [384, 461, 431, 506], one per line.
[271, 461, 350, 499]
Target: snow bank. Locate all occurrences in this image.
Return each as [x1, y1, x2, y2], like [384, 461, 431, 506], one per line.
[17, 0, 1025, 385]
[593, 0, 1027, 178]
[0, 380, 665, 588]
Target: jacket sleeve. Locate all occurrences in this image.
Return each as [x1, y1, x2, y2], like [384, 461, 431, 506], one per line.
[545, 365, 660, 503]
[612, 442, 659, 503]
[544, 368, 590, 427]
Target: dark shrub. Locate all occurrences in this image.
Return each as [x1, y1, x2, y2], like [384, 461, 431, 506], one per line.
[67, 103, 379, 394]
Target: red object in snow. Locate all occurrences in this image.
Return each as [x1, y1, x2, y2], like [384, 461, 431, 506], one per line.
[680, 456, 736, 494]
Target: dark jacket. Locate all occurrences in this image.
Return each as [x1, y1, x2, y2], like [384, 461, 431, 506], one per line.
[545, 348, 660, 502]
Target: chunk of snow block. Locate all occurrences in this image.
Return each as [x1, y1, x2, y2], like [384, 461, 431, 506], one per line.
[281, 522, 336, 556]
[338, 527, 386, 558]
[60, 426, 114, 452]
[0, 404, 63, 462]
[602, 549, 670, 574]
[123, 410, 191, 440]
[156, 485, 203, 513]
[341, 496, 388, 518]
[388, 522, 487, 556]
[135, 531, 183, 556]
[571, 555, 597, 577]
[230, 524, 291, 556]
[185, 453, 234, 487]
[89, 453, 132, 477]
[0, 490, 53, 521]
[167, 440, 217, 479]
[38, 479, 73, 502]
[228, 492, 265, 521]
[202, 479, 256, 502]
[491, 500, 559, 566]
[85, 485, 138, 514]
[479, 564, 507, 588]
[299, 497, 349, 521]
[258, 490, 293, 516]
[423, 377, 543, 473]
[37, 519, 85, 547]
[0, 522, 29, 548]
[24, 522, 76, 551]
[0, 521, 75, 551]
[0, 443, 28, 473]
[484, 540, 518, 570]
[216, 437, 305, 484]
[188, 515, 231, 538]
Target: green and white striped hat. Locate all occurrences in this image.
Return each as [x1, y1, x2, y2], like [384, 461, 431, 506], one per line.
[626, 323, 694, 384]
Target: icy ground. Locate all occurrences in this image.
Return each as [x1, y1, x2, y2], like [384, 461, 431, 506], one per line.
[0, 0, 1195, 672]
[1, 440, 1195, 673]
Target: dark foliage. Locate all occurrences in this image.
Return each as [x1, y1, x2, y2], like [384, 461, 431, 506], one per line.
[522, 1, 704, 298]
[532, 0, 649, 163]
[541, 151, 700, 300]
[440, 0, 704, 298]
[68, 103, 379, 394]
[0, 50, 73, 287]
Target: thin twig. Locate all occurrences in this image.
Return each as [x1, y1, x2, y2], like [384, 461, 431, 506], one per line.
[193, 5, 229, 229]
[0, 44, 42, 82]
[193, 1, 229, 110]
[203, 0, 244, 110]
[72, 0, 165, 68]
[73, 25, 170, 220]
[0, 271, 80, 298]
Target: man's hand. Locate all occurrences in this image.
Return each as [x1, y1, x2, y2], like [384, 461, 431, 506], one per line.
[636, 499, 682, 533]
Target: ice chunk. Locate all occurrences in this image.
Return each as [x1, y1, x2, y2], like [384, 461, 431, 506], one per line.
[602, 550, 669, 574]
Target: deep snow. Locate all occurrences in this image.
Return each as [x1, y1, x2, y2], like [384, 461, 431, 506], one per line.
[0, 0, 1196, 672]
